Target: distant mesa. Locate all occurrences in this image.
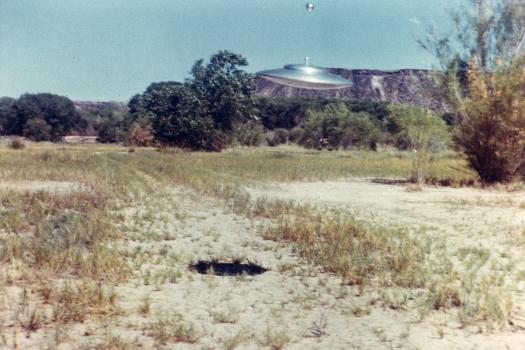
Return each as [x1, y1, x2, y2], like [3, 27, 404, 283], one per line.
[73, 68, 447, 114]
[73, 100, 127, 113]
[257, 68, 447, 112]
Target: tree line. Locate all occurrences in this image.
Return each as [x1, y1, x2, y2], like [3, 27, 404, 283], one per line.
[0, 50, 449, 153]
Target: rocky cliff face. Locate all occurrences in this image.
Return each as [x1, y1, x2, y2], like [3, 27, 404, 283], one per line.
[256, 68, 448, 112]
[74, 101, 127, 113]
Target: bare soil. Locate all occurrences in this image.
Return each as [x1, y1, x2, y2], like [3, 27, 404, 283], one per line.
[0, 180, 86, 194]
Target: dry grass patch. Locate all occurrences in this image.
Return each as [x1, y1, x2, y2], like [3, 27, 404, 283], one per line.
[252, 197, 519, 328]
[50, 280, 119, 324]
[261, 202, 426, 287]
[0, 190, 129, 282]
[143, 314, 201, 345]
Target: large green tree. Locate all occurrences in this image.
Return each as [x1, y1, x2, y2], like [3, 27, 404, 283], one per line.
[13, 93, 78, 141]
[187, 50, 256, 131]
[0, 97, 17, 135]
[131, 51, 256, 150]
[135, 82, 225, 150]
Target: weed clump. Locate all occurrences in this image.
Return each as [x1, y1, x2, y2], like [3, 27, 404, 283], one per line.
[51, 280, 118, 323]
[144, 315, 200, 345]
[8, 138, 25, 150]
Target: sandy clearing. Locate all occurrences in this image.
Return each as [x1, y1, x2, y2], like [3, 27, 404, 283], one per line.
[108, 188, 523, 350]
[114, 184, 525, 349]
[8, 180, 525, 349]
[247, 179, 525, 242]
[0, 180, 86, 194]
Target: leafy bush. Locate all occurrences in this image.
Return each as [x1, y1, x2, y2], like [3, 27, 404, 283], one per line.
[233, 123, 264, 146]
[301, 103, 382, 150]
[13, 93, 78, 141]
[386, 104, 451, 183]
[22, 118, 52, 141]
[265, 132, 282, 147]
[288, 127, 305, 143]
[130, 51, 256, 151]
[97, 119, 127, 143]
[386, 104, 450, 152]
[188, 50, 255, 132]
[255, 97, 310, 129]
[340, 116, 382, 150]
[273, 128, 288, 144]
[0, 94, 109, 141]
[0, 97, 17, 135]
[254, 97, 391, 130]
[144, 84, 227, 151]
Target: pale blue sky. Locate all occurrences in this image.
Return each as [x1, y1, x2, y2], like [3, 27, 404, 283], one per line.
[0, 0, 460, 101]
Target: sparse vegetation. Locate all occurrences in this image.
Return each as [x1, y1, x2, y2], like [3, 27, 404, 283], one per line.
[144, 315, 200, 345]
[261, 326, 291, 350]
[0, 142, 521, 348]
[262, 203, 426, 287]
[3, 0, 525, 348]
[223, 330, 251, 350]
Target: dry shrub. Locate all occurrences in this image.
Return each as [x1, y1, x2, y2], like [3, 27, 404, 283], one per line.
[8, 138, 25, 150]
[128, 125, 155, 147]
[257, 198, 514, 326]
[457, 57, 525, 183]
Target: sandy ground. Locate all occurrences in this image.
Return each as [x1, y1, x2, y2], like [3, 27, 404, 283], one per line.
[5, 179, 525, 349]
[0, 180, 85, 194]
[113, 184, 525, 349]
[247, 179, 525, 247]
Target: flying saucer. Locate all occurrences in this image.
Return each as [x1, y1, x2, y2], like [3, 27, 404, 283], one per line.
[306, 3, 315, 13]
[257, 58, 352, 90]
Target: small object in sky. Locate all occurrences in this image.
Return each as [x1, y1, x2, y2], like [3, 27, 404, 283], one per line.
[306, 3, 315, 13]
[257, 58, 352, 90]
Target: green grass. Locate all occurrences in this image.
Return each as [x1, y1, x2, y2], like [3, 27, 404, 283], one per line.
[0, 144, 474, 186]
[146, 146, 472, 183]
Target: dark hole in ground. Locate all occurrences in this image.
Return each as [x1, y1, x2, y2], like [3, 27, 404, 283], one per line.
[191, 260, 267, 276]
[371, 178, 409, 185]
